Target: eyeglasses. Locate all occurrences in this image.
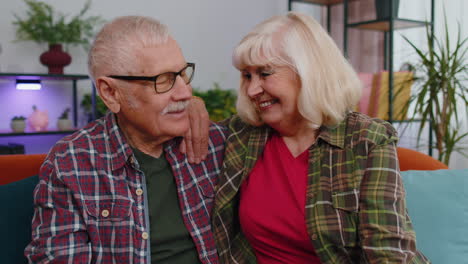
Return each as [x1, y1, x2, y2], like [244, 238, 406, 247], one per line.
[107, 62, 195, 94]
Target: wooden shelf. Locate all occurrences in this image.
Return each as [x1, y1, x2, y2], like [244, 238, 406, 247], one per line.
[0, 129, 78, 137]
[0, 73, 89, 81]
[347, 18, 429, 31]
[291, 0, 356, 6]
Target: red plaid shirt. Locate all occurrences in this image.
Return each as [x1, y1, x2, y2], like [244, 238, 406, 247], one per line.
[25, 113, 227, 264]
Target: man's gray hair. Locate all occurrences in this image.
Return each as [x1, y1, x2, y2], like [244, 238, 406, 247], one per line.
[88, 16, 170, 82]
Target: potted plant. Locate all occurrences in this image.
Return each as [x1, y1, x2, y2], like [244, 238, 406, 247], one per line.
[193, 82, 237, 122]
[10, 116, 27, 133]
[81, 94, 108, 122]
[57, 107, 72, 130]
[13, 0, 103, 74]
[403, 17, 468, 165]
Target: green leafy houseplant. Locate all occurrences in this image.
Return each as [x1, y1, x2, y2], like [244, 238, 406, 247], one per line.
[59, 108, 70, 120]
[11, 116, 26, 121]
[193, 83, 237, 122]
[13, 0, 102, 48]
[11, 116, 27, 133]
[57, 107, 72, 130]
[81, 94, 108, 120]
[403, 17, 468, 165]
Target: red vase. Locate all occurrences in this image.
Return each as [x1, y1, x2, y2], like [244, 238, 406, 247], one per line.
[39, 44, 72, 74]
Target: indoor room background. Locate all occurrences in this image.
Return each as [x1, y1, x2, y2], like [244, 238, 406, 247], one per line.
[0, 0, 466, 169]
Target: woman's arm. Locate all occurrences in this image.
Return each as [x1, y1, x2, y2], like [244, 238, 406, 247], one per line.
[359, 140, 419, 263]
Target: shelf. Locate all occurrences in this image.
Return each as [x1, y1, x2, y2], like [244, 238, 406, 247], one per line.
[291, 0, 356, 6]
[0, 73, 89, 81]
[0, 129, 78, 137]
[347, 18, 429, 31]
[386, 119, 423, 123]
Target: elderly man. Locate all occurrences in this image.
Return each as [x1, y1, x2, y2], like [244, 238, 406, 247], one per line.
[25, 16, 226, 264]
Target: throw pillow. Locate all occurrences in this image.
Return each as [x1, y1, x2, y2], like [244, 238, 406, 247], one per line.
[0, 175, 38, 264]
[401, 169, 468, 264]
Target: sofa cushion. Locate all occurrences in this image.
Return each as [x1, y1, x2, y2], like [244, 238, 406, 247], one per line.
[0, 174, 38, 264]
[402, 169, 468, 264]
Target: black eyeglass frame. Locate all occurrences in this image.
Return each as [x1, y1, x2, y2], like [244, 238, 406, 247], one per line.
[107, 62, 195, 94]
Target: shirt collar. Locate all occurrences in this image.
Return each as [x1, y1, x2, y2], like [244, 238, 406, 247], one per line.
[106, 112, 181, 171]
[105, 112, 135, 171]
[316, 118, 347, 149]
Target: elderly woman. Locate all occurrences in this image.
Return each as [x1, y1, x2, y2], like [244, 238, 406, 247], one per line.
[212, 12, 428, 264]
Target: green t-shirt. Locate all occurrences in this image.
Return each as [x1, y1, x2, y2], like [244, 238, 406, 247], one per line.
[132, 148, 201, 264]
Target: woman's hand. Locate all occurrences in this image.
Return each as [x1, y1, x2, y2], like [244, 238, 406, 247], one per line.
[180, 96, 210, 163]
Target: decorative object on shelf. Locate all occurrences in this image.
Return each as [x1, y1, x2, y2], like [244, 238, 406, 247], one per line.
[375, 0, 400, 20]
[368, 71, 413, 120]
[403, 17, 468, 165]
[57, 108, 72, 131]
[193, 83, 237, 122]
[356, 71, 413, 120]
[39, 44, 72, 74]
[28, 105, 49, 132]
[81, 93, 108, 122]
[10, 116, 26, 133]
[12, 0, 103, 74]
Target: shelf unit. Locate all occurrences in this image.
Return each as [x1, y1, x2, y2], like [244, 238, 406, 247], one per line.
[288, 0, 353, 32]
[343, 0, 434, 121]
[288, 0, 435, 155]
[0, 73, 94, 137]
[343, 0, 434, 154]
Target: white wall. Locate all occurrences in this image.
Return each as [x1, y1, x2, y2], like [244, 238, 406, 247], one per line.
[0, 0, 466, 167]
[0, 0, 286, 153]
[395, 0, 468, 169]
[0, 0, 288, 91]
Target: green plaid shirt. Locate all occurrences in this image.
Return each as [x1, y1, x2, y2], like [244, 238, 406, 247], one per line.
[213, 112, 429, 264]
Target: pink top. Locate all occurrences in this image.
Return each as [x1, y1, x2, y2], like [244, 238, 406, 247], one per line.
[239, 133, 321, 264]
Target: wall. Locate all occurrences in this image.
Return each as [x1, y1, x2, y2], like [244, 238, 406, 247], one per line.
[293, 0, 467, 169]
[0, 0, 287, 152]
[0, 0, 466, 168]
[395, 0, 467, 169]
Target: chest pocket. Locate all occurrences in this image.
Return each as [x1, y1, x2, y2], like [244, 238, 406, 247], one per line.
[84, 198, 132, 222]
[331, 190, 360, 248]
[332, 189, 359, 212]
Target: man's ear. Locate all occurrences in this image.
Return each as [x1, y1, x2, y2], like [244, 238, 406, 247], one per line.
[95, 77, 121, 113]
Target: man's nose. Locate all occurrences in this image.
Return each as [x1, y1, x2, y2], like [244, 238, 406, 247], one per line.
[172, 75, 192, 99]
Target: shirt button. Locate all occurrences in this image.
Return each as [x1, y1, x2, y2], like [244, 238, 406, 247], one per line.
[142, 232, 149, 240]
[101, 209, 110, 217]
[136, 188, 143, 196]
[311, 233, 318, 240]
[138, 205, 143, 210]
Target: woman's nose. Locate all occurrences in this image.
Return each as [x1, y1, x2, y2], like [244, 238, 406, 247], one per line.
[246, 77, 263, 98]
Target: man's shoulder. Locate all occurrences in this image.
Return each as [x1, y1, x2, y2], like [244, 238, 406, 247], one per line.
[46, 117, 113, 167]
[208, 122, 229, 144]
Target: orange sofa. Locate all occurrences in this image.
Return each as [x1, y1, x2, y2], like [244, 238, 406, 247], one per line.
[0, 154, 47, 185]
[397, 147, 448, 171]
[0, 149, 450, 263]
[0, 148, 448, 186]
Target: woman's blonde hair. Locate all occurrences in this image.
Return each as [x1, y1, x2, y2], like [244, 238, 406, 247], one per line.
[233, 12, 362, 128]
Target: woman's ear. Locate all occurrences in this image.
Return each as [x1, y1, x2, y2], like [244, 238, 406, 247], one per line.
[95, 77, 121, 113]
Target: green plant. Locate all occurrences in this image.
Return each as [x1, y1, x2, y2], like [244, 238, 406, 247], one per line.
[13, 0, 103, 49]
[11, 116, 26, 121]
[193, 82, 237, 122]
[403, 16, 468, 165]
[59, 108, 70, 119]
[81, 93, 108, 118]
